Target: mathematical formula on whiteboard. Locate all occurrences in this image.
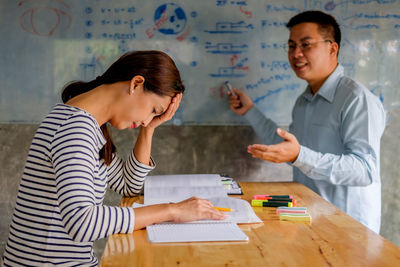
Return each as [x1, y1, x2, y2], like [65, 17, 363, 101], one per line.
[1, 0, 399, 125]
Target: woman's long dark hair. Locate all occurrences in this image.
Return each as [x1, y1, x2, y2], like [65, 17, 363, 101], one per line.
[61, 50, 185, 165]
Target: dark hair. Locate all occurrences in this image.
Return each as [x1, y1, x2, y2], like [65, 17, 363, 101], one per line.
[287, 10, 341, 55]
[61, 50, 185, 165]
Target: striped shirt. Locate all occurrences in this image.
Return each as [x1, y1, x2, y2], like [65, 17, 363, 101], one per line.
[3, 104, 154, 266]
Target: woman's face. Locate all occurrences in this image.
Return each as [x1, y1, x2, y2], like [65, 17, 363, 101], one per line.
[110, 82, 172, 130]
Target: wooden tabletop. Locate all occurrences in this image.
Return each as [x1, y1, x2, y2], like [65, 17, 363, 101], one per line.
[100, 182, 400, 266]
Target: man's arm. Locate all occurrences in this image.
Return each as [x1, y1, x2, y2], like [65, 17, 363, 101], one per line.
[228, 88, 283, 145]
[249, 92, 386, 186]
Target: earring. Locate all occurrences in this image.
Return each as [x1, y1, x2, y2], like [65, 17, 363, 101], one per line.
[131, 89, 134, 94]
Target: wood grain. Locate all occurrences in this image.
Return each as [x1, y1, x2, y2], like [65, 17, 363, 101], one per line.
[100, 182, 400, 266]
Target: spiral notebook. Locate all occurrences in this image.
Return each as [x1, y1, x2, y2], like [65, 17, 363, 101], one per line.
[147, 222, 248, 243]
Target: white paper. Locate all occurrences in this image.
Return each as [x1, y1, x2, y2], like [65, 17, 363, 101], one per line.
[208, 197, 262, 224]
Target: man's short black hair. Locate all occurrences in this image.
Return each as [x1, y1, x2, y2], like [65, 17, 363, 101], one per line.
[287, 10, 341, 51]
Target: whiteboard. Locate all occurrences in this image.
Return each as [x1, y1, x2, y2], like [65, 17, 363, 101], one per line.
[1, 0, 399, 125]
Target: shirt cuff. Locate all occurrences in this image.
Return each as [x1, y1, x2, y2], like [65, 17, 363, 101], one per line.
[125, 207, 135, 233]
[292, 145, 315, 175]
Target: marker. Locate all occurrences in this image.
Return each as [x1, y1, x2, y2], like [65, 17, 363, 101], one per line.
[274, 199, 296, 206]
[254, 197, 293, 202]
[224, 81, 235, 96]
[214, 206, 233, 212]
[254, 195, 293, 200]
[252, 198, 296, 205]
[251, 199, 293, 207]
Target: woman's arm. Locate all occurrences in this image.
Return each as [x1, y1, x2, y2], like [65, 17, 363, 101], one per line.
[107, 94, 183, 196]
[133, 127, 154, 166]
[133, 93, 182, 165]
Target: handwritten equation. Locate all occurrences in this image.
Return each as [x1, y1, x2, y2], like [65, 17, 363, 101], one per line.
[5, 0, 399, 124]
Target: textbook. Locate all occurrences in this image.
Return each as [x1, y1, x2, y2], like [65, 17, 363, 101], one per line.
[141, 174, 261, 243]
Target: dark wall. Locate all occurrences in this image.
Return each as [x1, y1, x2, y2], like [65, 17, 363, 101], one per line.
[1, 115, 399, 261]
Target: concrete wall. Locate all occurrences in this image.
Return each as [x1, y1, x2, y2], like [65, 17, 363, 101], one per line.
[1, 112, 399, 261]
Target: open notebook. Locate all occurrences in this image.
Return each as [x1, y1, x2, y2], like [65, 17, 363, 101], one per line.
[141, 174, 261, 243]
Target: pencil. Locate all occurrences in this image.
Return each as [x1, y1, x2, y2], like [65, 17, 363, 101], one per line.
[214, 206, 233, 212]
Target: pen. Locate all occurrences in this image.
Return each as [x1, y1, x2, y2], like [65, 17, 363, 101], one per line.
[214, 206, 233, 212]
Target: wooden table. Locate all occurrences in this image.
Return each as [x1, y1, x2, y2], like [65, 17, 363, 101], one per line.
[100, 182, 400, 266]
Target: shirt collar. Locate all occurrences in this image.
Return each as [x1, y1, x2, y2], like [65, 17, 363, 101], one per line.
[302, 64, 344, 103]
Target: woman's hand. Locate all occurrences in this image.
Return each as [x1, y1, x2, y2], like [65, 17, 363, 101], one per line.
[133, 196, 227, 230]
[170, 197, 227, 223]
[146, 93, 183, 129]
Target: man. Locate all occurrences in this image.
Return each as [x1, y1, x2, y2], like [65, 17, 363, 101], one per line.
[228, 11, 385, 233]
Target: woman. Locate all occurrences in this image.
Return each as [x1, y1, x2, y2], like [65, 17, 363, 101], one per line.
[3, 51, 226, 266]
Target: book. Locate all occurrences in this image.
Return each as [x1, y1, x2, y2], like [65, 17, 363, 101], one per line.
[144, 174, 227, 205]
[147, 222, 249, 243]
[141, 174, 261, 243]
[143, 174, 261, 224]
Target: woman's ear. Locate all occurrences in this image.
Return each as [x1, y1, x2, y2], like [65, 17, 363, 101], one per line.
[129, 75, 145, 94]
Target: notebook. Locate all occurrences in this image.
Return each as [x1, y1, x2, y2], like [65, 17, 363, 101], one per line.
[147, 222, 249, 243]
[143, 174, 261, 224]
[141, 174, 261, 243]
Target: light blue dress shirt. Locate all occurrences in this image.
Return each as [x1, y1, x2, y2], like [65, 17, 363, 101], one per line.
[245, 64, 386, 233]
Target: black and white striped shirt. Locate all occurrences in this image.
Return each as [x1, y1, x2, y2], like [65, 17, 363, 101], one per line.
[3, 104, 154, 266]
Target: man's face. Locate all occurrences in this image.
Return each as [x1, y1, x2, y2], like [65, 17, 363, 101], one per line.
[288, 22, 337, 85]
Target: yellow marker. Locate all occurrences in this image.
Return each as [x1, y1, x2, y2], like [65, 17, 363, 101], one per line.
[214, 207, 233, 212]
[251, 199, 293, 207]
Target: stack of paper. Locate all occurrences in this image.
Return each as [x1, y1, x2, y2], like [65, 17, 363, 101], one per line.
[276, 207, 311, 222]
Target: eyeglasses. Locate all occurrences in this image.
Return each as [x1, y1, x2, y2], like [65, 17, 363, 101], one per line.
[283, 40, 332, 53]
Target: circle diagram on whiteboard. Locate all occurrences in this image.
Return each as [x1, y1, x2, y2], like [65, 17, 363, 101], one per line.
[154, 3, 187, 35]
